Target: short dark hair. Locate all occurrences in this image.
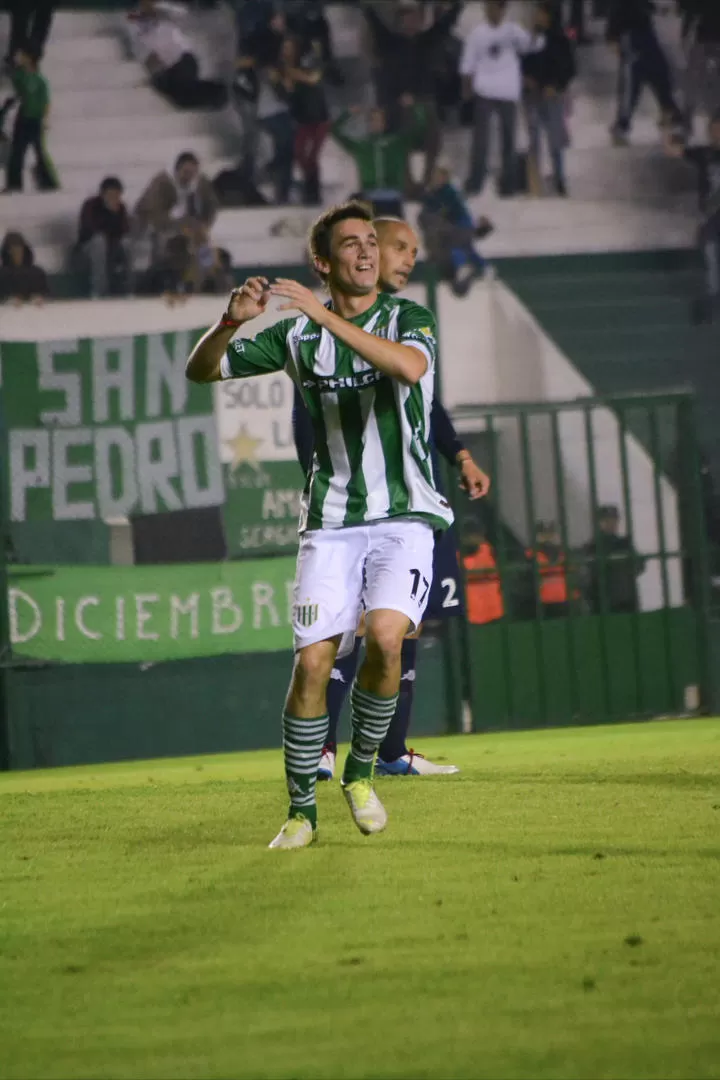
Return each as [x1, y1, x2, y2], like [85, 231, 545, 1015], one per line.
[308, 200, 374, 281]
[175, 151, 199, 171]
[100, 176, 123, 194]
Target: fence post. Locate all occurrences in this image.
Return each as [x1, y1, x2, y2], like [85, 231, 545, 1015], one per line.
[677, 396, 713, 712]
[425, 267, 467, 734]
[0, 397, 11, 771]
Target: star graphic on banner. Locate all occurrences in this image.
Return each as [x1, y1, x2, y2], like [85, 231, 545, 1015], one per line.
[225, 425, 264, 469]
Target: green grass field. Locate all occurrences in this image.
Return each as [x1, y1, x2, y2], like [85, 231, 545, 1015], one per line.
[1, 719, 720, 1080]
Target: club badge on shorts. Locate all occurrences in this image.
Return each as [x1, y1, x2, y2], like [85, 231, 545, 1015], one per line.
[295, 602, 319, 627]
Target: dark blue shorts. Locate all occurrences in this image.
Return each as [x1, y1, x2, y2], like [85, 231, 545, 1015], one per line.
[424, 525, 464, 620]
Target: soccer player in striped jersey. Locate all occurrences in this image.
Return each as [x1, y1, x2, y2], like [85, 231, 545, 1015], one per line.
[187, 201, 452, 849]
[292, 217, 490, 779]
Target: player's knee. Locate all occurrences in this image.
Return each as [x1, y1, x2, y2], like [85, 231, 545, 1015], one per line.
[293, 643, 335, 694]
[364, 620, 406, 671]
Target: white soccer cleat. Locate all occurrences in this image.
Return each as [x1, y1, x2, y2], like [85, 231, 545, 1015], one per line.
[268, 816, 316, 850]
[341, 778, 388, 835]
[317, 746, 336, 781]
[375, 750, 460, 777]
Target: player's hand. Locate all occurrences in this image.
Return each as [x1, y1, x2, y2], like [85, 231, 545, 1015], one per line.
[269, 279, 327, 322]
[227, 277, 270, 322]
[458, 455, 490, 500]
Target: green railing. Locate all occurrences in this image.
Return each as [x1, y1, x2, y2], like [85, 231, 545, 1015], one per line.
[448, 393, 713, 730]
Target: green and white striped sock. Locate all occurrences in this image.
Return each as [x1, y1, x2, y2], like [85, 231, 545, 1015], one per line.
[343, 683, 398, 784]
[282, 713, 328, 829]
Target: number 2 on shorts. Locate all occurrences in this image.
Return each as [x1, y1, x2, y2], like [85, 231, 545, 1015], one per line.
[409, 568, 430, 605]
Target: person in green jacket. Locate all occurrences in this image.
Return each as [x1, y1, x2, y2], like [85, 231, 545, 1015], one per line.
[4, 45, 59, 193]
[330, 105, 411, 217]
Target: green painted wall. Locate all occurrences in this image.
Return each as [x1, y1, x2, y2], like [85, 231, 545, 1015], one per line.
[467, 608, 700, 730]
[5, 634, 451, 770]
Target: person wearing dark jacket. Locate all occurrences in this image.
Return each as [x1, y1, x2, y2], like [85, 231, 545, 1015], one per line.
[680, 0, 720, 128]
[75, 177, 131, 297]
[582, 505, 645, 614]
[0, 231, 49, 304]
[362, 0, 463, 191]
[665, 111, 720, 323]
[607, 0, 683, 145]
[523, 1, 576, 196]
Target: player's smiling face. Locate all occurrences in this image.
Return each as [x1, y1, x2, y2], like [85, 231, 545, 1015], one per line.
[378, 223, 419, 293]
[327, 218, 379, 296]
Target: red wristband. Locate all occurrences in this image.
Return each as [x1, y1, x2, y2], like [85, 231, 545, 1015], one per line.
[220, 315, 242, 329]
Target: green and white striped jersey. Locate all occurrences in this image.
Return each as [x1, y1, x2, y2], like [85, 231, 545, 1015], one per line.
[221, 292, 454, 533]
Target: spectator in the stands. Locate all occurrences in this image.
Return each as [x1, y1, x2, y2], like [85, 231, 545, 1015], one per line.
[331, 105, 411, 218]
[3, 45, 58, 193]
[285, 36, 330, 206]
[232, 8, 286, 196]
[127, 0, 226, 110]
[363, 0, 463, 194]
[74, 177, 131, 298]
[681, 0, 720, 128]
[522, 0, 576, 197]
[4, 0, 54, 66]
[0, 231, 49, 305]
[257, 37, 298, 205]
[137, 232, 233, 304]
[665, 111, 720, 323]
[582, 504, 645, 614]
[134, 152, 219, 253]
[286, 1, 343, 86]
[419, 164, 492, 296]
[460, 0, 545, 197]
[606, 0, 683, 146]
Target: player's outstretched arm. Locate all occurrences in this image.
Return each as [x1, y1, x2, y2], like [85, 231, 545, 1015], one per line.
[186, 278, 269, 383]
[269, 279, 427, 385]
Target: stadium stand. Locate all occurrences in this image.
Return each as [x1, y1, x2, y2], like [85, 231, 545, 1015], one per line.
[0, 0, 707, 288]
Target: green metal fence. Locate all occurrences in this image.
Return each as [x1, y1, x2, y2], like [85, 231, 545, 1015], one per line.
[448, 393, 713, 731]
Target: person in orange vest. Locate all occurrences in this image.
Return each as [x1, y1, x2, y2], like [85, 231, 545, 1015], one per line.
[525, 520, 576, 618]
[463, 526, 504, 625]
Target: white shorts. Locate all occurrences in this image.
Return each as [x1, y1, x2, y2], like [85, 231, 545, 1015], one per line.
[292, 519, 435, 658]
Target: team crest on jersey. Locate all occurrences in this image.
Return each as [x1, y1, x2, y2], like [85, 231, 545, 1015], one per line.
[295, 602, 319, 627]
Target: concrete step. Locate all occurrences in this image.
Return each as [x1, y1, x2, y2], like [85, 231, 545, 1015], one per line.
[50, 86, 179, 121]
[44, 10, 119, 37]
[41, 59, 147, 91]
[49, 110, 228, 142]
[43, 33, 128, 65]
[43, 132, 223, 169]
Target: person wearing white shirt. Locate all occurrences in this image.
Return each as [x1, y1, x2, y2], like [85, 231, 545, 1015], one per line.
[126, 0, 226, 110]
[460, 0, 544, 195]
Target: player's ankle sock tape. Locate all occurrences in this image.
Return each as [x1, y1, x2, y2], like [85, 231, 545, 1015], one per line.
[326, 637, 362, 744]
[344, 684, 398, 782]
[282, 713, 328, 828]
[379, 639, 416, 761]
